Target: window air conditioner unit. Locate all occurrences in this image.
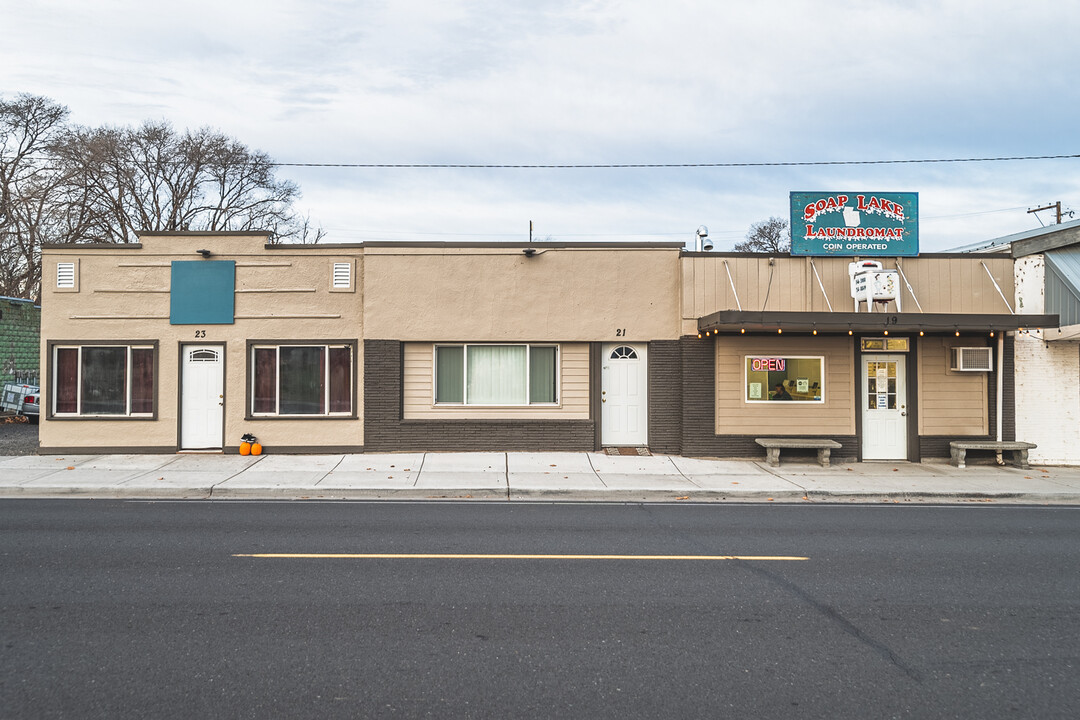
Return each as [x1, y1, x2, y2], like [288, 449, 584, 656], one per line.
[951, 347, 993, 372]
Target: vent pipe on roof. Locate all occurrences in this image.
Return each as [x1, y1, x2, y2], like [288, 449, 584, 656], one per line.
[696, 225, 712, 252]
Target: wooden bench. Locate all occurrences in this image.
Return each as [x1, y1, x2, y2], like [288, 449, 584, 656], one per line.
[950, 441, 1036, 469]
[755, 438, 842, 467]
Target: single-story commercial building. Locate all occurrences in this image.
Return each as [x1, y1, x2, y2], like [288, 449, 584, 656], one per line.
[961, 218, 1080, 464]
[39, 233, 1054, 460]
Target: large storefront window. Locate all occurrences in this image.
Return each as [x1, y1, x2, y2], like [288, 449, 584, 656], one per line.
[745, 356, 824, 403]
[251, 344, 353, 416]
[52, 345, 155, 416]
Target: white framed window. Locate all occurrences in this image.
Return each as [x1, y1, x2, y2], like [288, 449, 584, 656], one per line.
[250, 343, 354, 416]
[434, 344, 559, 406]
[51, 344, 156, 416]
[744, 355, 825, 403]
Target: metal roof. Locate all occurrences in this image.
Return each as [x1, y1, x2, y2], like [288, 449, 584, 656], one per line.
[0, 296, 39, 307]
[949, 217, 1080, 255]
[1044, 246, 1080, 326]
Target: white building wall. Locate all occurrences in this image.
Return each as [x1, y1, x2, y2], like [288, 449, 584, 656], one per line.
[1013, 254, 1080, 463]
[1014, 332, 1080, 463]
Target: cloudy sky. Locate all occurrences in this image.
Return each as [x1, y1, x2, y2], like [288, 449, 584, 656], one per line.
[4, 0, 1078, 250]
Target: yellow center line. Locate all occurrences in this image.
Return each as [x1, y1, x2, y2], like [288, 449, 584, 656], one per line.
[233, 553, 808, 561]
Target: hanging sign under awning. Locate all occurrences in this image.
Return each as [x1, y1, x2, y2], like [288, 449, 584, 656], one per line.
[790, 191, 919, 257]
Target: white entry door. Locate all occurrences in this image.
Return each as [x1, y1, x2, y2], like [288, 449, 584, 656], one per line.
[181, 345, 224, 450]
[601, 343, 648, 446]
[862, 354, 908, 460]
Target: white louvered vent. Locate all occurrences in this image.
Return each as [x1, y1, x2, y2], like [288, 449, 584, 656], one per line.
[951, 346, 993, 372]
[332, 262, 351, 289]
[57, 262, 75, 288]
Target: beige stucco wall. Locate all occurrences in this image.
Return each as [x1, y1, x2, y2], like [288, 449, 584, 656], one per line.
[39, 234, 365, 451]
[917, 336, 988, 436]
[363, 245, 681, 342]
[402, 342, 590, 419]
[714, 335, 856, 435]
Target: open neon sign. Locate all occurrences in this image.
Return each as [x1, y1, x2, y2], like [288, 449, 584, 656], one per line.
[751, 357, 786, 372]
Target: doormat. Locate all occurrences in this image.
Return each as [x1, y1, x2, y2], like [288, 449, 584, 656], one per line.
[603, 447, 651, 456]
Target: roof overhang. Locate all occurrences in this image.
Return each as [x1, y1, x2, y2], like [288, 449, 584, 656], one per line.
[698, 310, 1059, 335]
[1043, 323, 1080, 342]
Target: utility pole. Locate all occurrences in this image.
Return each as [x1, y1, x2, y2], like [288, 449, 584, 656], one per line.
[1028, 201, 1063, 225]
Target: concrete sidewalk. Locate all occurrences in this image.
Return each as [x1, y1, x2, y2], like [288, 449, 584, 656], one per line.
[2, 451, 1080, 503]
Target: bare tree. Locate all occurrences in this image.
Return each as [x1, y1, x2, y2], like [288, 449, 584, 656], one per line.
[0, 94, 79, 300]
[54, 121, 311, 244]
[734, 216, 791, 253]
[1, 93, 322, 299]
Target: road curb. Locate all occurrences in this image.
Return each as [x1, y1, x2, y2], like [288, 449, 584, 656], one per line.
[3, 486, 1080, 504]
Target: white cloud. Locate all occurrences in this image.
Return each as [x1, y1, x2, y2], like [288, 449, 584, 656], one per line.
[3, 0, 1079, 251]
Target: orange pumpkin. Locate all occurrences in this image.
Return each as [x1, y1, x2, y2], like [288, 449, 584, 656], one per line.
[250, 442, 263, 456]
[239, 442, 251, 456]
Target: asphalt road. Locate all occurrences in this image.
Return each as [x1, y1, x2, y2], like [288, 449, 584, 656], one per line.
[2, 501, 1078, 719]
[0, 419, 36, 456]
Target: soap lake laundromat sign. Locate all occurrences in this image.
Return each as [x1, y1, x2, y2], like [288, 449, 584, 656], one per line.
[790, 191, 919, 257]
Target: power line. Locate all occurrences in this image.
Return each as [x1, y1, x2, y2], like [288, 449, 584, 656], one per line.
[324, 228, 712, 238]
[921, 205, 1030, 220]
[274, 153, 1080, 169]
[19, 151, 1080, 170]
[322, 204, 1039, 240]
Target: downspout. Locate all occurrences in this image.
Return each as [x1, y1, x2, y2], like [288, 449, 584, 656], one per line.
[996, 331, 1004, 464]
[980, 261, 1013, 464]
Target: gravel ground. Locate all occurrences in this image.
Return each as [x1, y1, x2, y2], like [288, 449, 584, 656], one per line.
[0, 419, 39, 456]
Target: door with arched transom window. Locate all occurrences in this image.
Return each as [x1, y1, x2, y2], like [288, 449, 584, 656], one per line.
[180, 345, 224, 450]
[601, 343, 648, 446]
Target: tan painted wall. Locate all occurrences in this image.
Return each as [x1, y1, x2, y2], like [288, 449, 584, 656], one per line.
[714, 335, 856, 435]
[917, 336, 988, 436]
[681, 255, 1016, 335]
[402, 342, 590, 419]
[363, 246, 681, 342]
[39, 235, 365, 451]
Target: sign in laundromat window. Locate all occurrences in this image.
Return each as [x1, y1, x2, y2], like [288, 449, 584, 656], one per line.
[745, 356, 825, 403]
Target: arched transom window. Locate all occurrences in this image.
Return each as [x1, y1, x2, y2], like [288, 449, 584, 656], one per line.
[189, 349, 220, 362]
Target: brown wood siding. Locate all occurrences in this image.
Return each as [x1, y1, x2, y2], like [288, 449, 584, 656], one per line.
[714, 335, 855, 435]
[918, 336, 988, 435]
[403, 342, 590, 420]
[683, 256, 1015, 320]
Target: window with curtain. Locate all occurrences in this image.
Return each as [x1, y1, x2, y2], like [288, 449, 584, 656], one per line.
[51, 345, 156, 417]
[434, 344, 558, 405]
[250, 344, 353, 416]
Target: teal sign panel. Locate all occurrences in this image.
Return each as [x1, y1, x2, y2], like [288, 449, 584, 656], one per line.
[170, 261, 235, 325]
[790, 191, 919, 256]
